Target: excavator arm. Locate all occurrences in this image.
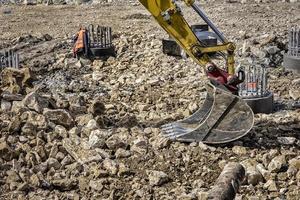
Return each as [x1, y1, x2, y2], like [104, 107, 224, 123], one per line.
[139, 0, 242, 92]
[138, 0, 254, 144]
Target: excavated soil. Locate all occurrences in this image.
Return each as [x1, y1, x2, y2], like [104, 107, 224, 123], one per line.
[0, 2, 300, 200]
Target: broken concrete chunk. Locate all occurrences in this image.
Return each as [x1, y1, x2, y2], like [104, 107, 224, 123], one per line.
[241, 159, 263, 186]
[103, 159, 119, 175]
[268, 155, 287, 173]
[2, 93, 24, 101]
[106, 134, 128, 150]
[63, 138, 102, 165]
[1, 67, 34, 94]
[22, 92, 49, 113]
[43, 109, 74, 128]
[51, 179, 78, 191]
[0, 139, 14, 161]
[1, 100, 12, 112]
[147, 170, 169, 186]
[88, 129, 112, 149]
[88, 100, 105, 116]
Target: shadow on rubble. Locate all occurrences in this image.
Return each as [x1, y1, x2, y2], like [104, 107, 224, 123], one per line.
[221, 119, 300, 150]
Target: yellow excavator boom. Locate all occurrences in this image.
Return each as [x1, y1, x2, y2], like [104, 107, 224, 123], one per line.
[138, 0, 236, 76]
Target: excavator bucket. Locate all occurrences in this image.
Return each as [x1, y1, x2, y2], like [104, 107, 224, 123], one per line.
[162, 82, 254, 144]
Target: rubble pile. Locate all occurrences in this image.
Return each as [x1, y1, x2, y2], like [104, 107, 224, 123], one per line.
[0, 1, 300, 200]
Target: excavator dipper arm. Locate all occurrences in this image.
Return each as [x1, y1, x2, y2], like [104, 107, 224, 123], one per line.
[138, 0, 241, 92]
[138, 0, 254, 144]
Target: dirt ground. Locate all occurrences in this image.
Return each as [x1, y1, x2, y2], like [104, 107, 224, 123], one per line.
[0, 1, 300, 200]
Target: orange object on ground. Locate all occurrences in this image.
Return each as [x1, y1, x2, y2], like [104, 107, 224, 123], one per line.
[73, 28, 87, 57]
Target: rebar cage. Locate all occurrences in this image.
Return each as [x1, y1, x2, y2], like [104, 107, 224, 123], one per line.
[86, 25, 115, 57]
[287, 26, 300, 57]
[87, 25, 113, 49]
[284, 26, 300, 73]
[0, 49, 20, 69]
[238, 61, 269, 98]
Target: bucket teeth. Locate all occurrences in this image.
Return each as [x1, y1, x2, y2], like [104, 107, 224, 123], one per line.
[161, 83, 254, 144]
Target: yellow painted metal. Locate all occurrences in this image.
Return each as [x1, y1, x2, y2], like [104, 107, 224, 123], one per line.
[138, 0, 236, 75]
[184, 0, 195, 6]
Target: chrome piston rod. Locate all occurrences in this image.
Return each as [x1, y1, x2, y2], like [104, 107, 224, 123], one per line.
[191, 3, 227, 43]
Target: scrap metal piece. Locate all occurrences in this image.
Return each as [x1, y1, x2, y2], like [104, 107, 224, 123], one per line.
[87, 25, 115, 57]
[162, 82, 254, 144]
[283, 26, 300, 73]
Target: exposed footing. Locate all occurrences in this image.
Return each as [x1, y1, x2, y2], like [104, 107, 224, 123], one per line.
[283, 55, 300, 74]
[90, 47, 116, 57]
[242, 92, 274, 114]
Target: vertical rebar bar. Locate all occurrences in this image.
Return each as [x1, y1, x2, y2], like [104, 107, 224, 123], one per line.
[109, 27, 112, 46]
[16, 53, 19, 68]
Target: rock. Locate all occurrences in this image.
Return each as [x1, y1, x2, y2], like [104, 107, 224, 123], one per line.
[0, 139, 14, 161]
[115, 148, 131, 159]
[232, 146, 247, 155]
[6, 170, 21, 183]
[1, 100, 12, 111]
[21, 111, 48, 131]
[103, 159, 119, 175]
[95, 149, 111, 159]
[89, 180, 104, 192]
[88, 100, 105, 116]
[11, 100, 24, 113]
[47, 158, 61, 170]
[61, 155, 73, 167]
[54, 125, 68, 138]
[256, 164, 271, 181]
[43, 109, 74, 128]
[241, 159, 263, 185]
[88, 129, 112, 149]
[24, 0, 37, 5]
[198, 142, 216, 152]
[197, 191, 209, 200]
[63, 138, 102, 164]
[17, 182, 30, 191]
[29, 174, 40, 187]
[55, 152, 65, 161]
[296, 170, 300, 181]
[22, 92, 49, 113]
[178, 193, 197, 200]
[131, 138, 148, 155]
[52, 179, 78, 191]
[150, 136, 171, 150]
[147, 170, 169, 186]
[288, 158, 300, 170]
[268, 155, 287, 173]
[265, 46, 280, 55]
[81, 119, 99, 137]
[118, 163, 131, 176]
[49, 144, 59, 158]
[277, 137, 297, 145]
[0, 67, 34, 94]
[289, 89, 300, 101]
[2, 93, 24, 101]
[264, 180, 278, 192]
[106, 134, 128, 150]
